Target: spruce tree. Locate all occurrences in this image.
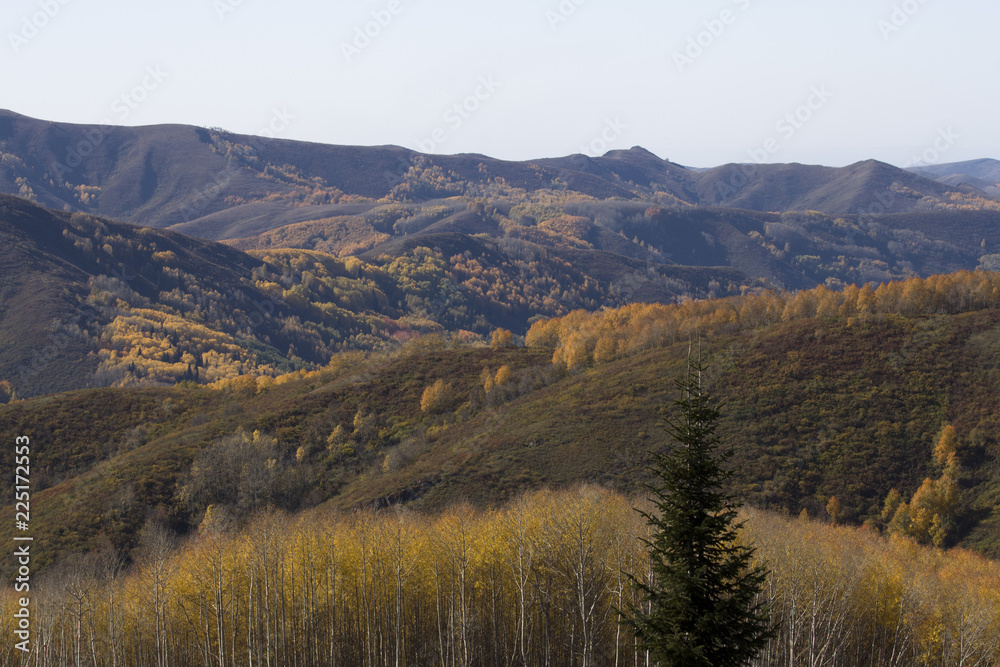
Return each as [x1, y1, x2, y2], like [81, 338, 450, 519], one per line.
[625, 362, 773, 666]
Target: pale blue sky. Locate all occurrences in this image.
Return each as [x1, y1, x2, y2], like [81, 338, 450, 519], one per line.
[3, 0, 997, 168]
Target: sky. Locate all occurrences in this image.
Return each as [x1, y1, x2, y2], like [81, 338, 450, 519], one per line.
[3, 0, 998, 169]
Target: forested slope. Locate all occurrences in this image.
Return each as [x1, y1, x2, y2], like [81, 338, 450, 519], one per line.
[1, 194, 754, 398]
[3, 271, 1000, 573]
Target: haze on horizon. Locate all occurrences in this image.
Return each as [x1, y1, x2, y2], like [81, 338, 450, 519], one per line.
[2, 0, 997, 169]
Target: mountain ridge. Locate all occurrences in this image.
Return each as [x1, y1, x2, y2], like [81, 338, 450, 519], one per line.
[4, 109, 997, 242]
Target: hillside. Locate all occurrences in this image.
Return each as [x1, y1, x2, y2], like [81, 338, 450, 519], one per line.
[3, 273, 1000, 574]
[0, 194, 762, 398]
[0, 194, 426, 396]
[224, 197, 1000, 293]
[8, 191, 1000, 401]
[0, 193, 291, 396]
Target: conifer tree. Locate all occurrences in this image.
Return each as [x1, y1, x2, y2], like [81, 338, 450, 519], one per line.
[625, 361, 773, 666]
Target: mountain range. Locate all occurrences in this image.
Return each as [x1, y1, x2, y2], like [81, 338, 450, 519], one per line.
[3, 108, 998, 233]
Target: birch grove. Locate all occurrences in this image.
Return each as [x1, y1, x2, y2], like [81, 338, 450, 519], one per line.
[3, 487, 999, 666]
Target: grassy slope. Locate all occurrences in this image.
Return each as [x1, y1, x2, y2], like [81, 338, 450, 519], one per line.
[2, 307, 1000, 574]
[400, 311, 1000, 535]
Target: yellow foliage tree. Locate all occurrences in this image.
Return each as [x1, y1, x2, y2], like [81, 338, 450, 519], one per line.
[934, 424, 958, 468]
[493, 365, 513, 386]
[528, 271, 1000, 369]
[490, 328, 514, 349]
[420, 379, 452, 413]
[826, 496, 842, 524]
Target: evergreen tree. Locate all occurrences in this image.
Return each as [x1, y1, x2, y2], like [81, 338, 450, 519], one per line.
[625, 362, 773, 666]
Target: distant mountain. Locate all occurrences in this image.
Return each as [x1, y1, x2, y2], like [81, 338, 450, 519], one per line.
[908, 158, 1000, 197]
[0, 109, 636, 231]
[3, 109, 997, 242]
[908, 158, 1000, 182]
[693, 159, 959, 214]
